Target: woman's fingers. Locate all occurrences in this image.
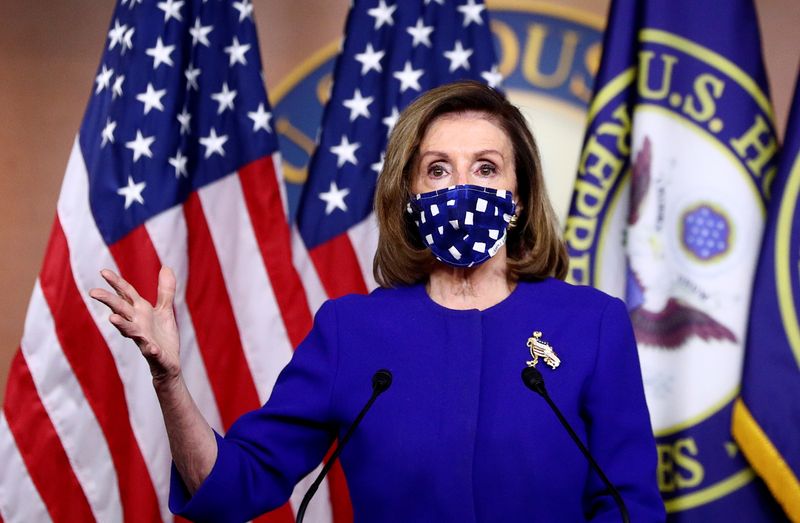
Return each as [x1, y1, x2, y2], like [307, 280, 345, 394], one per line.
[156, 266, 177, 310]
[91, 268, 181, 380]
[108, 313, 139, 338]
[100, 268, 142, 305]
[89, 287, 135, 320]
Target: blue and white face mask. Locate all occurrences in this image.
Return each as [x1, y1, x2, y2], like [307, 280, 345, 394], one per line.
[407, 184, 517, 268]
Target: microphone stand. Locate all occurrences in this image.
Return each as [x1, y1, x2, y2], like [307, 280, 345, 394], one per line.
[295, 369, 393, 522]
[522, 366, 630, 523]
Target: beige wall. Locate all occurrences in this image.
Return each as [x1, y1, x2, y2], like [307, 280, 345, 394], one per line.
[1, 0, 798, 403]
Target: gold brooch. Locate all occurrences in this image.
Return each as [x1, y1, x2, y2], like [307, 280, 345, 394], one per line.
[526, 331, 560, 370]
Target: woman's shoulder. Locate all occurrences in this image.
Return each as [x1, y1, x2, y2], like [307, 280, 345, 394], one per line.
[321, 284, 423, 315]
[517, 277, 624, 312]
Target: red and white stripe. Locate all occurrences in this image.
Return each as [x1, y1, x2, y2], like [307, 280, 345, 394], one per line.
[199, 170, 295, 404]
[347, 213, 380, 294]
[0, 140, 337, 521]
[22, 282, 123, 521]
[294, 211, 379, 307]
[145, 206, 225, 434]
[0, 412, 51, 522]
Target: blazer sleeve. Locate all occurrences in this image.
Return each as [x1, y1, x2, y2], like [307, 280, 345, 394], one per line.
[581, 297, 666, 522]
[169, 300, 341, 522]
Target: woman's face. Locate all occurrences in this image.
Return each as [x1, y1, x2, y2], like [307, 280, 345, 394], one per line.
[411, 111, 517, 195]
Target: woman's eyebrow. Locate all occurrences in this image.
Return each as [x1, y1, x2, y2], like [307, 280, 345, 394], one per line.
[473, 149, 504, 158]
[419, 149, 504, 160]
[419, 150, 450, 160]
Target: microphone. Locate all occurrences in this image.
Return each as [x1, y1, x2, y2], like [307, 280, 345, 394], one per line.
[295, 369, 393, 522]
[521, 366, 630, 523]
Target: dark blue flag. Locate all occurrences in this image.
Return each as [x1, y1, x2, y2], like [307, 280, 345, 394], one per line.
[565, 0, 787, 519]
[733, 71, 800, 522]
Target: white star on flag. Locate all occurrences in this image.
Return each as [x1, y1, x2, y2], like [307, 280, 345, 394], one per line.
[232, 0, 253, 23]
[247, 103, 272, 132]
[177, 108, 191, 135]
[354, 43, 385, 74]
[157, 0, 184, 22]
[318, 180, 351, 214]
[371, 153, 385, 175]
[112, 74, 125, 98]
[168, 150, 188, 177]
[367, 0, 396, 30]
[407, 18, 434, 47]
[101, 118, 117, 147]
[382, 107, 400, 135]
[185, 65, 201, 90]
[121, 27, 135, 54]
[95, 65, 114, 94]
[211, 82, 237, 114]
[116, 176, 146, 209]
[108, 19, 128, 50]
[224, 36, 250, 66]
[189, 18, 212, 47]
[125, 130, 155, 162]
[393, 61, 424, 92]
[199, 127, 228, 158]
[444, 40, 473, 72]
[330, 135, 360, 167]
[481, 65, 503, 88]
[136, 83, 167, 114]
[343, 89, 374, 121]
[458, 0, 486, 26]
[146, 37, 175, 68]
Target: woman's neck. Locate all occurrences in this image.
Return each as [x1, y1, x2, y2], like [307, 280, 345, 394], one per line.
[426, 249, 515, 311]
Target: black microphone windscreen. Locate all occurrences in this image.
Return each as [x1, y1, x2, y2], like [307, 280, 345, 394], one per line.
[521, 366, 546, 396]
[372, 369, 393, 393]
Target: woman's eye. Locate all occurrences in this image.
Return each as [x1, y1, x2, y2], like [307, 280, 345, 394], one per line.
[428, 165, 446, 178]
[478, 164, 496, 176]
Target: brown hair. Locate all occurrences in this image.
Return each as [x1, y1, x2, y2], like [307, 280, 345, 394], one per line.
[373, 80, 568, 287]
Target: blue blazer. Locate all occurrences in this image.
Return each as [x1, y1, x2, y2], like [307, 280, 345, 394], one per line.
[171, 278, 666, 522]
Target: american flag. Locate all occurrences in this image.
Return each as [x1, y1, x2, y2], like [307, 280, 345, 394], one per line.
[293, 0, 500, 304]
[0, 0, 317, 521]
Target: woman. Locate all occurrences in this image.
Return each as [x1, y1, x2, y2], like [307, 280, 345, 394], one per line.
[90, 81, 665, 521]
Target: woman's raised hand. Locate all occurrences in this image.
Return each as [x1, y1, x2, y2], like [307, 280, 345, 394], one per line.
[90, 266, 181, 385]
[91, 267, 217, 490]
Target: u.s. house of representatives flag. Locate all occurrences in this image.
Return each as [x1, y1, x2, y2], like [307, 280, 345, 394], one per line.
[565, 0, 787, 519]
[0, 1, 324, 521]
[292, 0, 500, 304]
[733, 72, 800, 522]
